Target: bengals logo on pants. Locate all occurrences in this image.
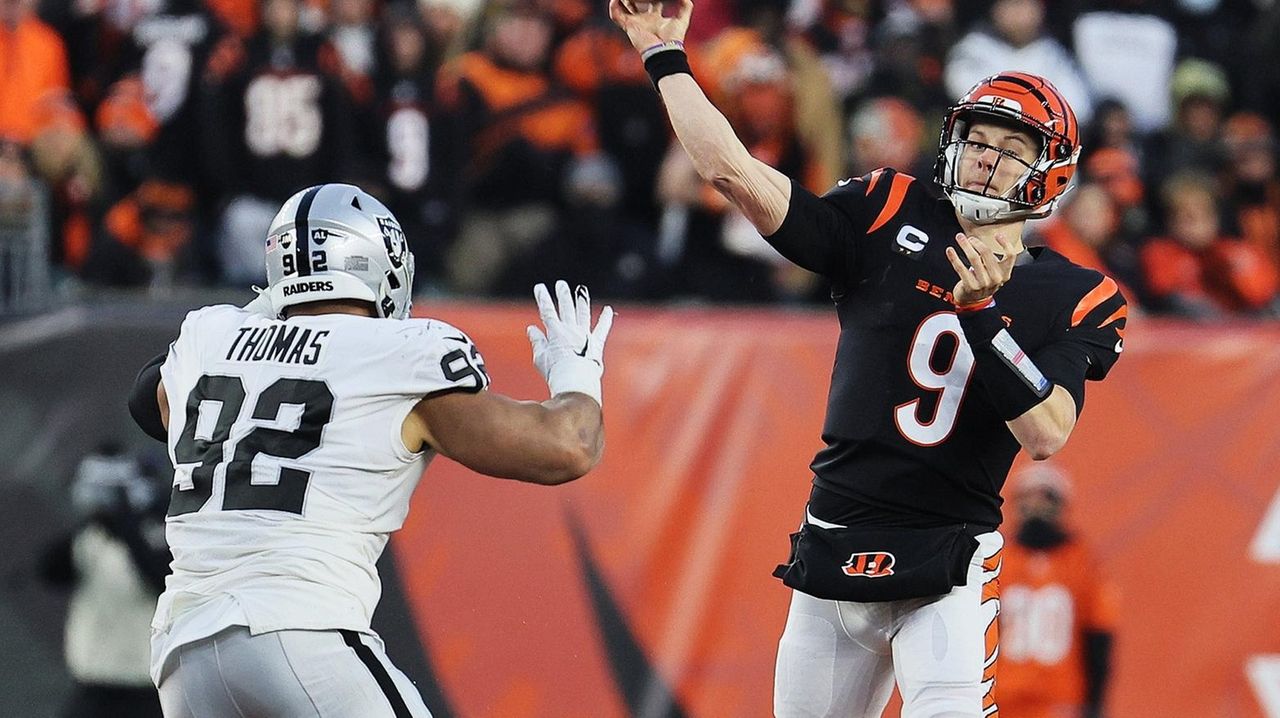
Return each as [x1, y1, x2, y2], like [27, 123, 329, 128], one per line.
[842, 552, 896, 578]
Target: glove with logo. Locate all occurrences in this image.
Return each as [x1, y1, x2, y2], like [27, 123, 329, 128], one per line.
[527, 280, 614, 406]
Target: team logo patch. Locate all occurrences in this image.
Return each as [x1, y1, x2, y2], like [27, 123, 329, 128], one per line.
[275, 231, 293, 250]
[843, 551, 896, 578]
[377, 216, 407, 269]
[976, 94, 1022, 113]
[311, 228, 331, 245]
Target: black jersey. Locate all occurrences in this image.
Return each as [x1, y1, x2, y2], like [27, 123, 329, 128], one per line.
[125, 1, 224, 184]
[200, 33, 354, 202]
[768, 168, 1126, 527]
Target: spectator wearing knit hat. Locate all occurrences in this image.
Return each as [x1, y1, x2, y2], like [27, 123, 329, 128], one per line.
[1143, 58, 1231, 190]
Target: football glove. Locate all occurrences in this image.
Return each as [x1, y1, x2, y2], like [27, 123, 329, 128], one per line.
[527, 280, 613, 405]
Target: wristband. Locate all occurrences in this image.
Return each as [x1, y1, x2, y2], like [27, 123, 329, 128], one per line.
[953, 296, 995, 314]
[643, 45, 692, 89]
[641, 40, 684, 61]
[546, 355, 603, 406]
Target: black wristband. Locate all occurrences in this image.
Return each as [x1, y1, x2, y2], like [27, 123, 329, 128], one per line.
[644, 47, 692, 90]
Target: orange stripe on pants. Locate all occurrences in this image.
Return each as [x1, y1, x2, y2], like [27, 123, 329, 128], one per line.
[982, 547, 1002, 718]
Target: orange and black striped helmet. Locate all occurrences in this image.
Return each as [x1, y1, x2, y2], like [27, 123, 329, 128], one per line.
[934, 71, 1081, 224]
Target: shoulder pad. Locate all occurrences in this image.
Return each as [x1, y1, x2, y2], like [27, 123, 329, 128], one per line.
[822, 167, 923, 236]
[397, 319, 491, 397]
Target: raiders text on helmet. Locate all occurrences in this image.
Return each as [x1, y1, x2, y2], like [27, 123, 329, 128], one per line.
[264, 184, 415, 319]
[934, 71, 1081, 224]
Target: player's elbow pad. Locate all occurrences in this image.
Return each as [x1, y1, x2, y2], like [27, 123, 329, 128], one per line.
[128, 353, 168, 442]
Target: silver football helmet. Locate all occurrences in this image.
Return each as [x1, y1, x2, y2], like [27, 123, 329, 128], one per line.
[264, 184, 415, 319]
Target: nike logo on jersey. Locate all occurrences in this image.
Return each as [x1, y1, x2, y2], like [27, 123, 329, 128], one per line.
[837, 178, 854, 187]
[444, 334, 469, 343]
[1115, 339, 1123, 353]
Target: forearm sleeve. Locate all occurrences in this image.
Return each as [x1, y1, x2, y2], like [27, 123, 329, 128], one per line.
[957, 307, 1053, 421]
[128, 352, 167, 442]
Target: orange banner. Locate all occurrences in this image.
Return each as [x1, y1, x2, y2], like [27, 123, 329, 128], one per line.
[392, 303, 1280, 718]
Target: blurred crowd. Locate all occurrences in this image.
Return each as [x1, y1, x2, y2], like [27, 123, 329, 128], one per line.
[2, 0, 1279, 317]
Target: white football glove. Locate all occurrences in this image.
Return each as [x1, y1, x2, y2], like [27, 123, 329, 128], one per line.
[526, 280, 614, 405]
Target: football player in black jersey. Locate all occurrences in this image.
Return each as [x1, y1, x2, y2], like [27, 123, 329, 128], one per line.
[612, 2, 1126, 716]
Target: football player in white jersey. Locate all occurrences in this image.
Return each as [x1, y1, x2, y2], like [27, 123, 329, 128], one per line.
[126, 183, 614, 718]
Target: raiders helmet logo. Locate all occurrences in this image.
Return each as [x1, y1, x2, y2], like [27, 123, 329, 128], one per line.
[377, 216, 407, 269]
[843, 551, 896, 578]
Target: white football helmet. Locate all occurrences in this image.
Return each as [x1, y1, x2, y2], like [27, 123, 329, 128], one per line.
[264, 184, 415, 319]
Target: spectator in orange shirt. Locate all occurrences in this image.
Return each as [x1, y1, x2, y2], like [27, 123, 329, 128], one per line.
[999, 464, 1118, 718]
[1036, 183, 1144, 306]
[1084, 147, 1149, 239]
[435, 0, 599, 295]
[85, 179, 195, 287]
[1141, 172, 1279, 318]
[1221, 113, 1280, 278]
[0, 0, 72, 144]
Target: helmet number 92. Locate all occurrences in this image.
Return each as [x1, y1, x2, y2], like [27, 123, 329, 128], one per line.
[281, 251, 329, 276]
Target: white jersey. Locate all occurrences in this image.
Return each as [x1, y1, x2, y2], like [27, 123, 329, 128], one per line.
[150, 304, 489, 681]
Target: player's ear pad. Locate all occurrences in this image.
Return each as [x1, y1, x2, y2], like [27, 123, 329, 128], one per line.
[773, 523, 979, 602]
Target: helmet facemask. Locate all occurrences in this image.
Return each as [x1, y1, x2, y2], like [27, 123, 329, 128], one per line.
[936, 110, 1060, 224]
[934, 70, 1082, 225]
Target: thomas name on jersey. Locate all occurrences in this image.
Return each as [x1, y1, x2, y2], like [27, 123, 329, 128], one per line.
[225, 325, 329, 365]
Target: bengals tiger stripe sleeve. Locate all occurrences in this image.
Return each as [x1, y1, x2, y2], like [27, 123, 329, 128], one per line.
[1028, 274, 1128, 414]
[764, 169, 904, 280]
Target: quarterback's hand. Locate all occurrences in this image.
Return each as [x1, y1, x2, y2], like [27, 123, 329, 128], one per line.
[946, 232, 1017, 306]
[527, 281, 614, 405]
[609, 0, 693, 53]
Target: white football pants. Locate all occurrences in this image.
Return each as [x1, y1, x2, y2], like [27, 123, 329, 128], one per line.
[774, 529, 1003, 718]
[157, 626, 433, 718]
